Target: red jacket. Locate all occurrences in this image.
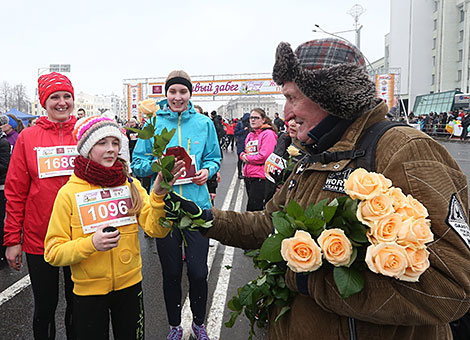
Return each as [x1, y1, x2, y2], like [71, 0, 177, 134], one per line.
[4, 116, 77, 254]
[222, 121, 236, 135]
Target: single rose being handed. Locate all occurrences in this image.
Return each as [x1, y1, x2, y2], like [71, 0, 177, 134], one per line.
[138, 98, 158, 115]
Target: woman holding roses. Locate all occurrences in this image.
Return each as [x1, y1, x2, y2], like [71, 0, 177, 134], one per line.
[131, 70, 221, 340]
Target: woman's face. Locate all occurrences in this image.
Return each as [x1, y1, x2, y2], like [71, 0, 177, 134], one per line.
[45, 91, 74, 122]
[249, 110, 265, 130]
[167, 84, 190, 113]
[89, 136, 120, 168]
[287, 119, 298, 138]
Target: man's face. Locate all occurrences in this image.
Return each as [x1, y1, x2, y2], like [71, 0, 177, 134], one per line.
[282, 82, 329, 143]
[77, 110, 85, 119]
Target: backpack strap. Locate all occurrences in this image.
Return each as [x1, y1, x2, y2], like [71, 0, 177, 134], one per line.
[354, 121, 409, 171]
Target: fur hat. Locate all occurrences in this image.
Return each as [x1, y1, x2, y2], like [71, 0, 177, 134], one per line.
[165, 70, 192, 96]
[272, 38, 377, 120]
[73, 116, 122, 157]
[0, 115, 9, 126]
[38, 72, 74, 108]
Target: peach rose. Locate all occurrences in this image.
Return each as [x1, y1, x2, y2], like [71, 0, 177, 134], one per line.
[397, 217, 433, 247]
[138, 99, 158, 116]
[367, 213, 404, 244]
[281, 230, 323, 273]
[400, 246, 430, 282]
[345, 168, 391, 200]
[317, 228, 353, 267]
[396, 195, 429, 219]
[357, 194, 394, 227]
[386, 187, 407, 209]
[365, 242, 409, 279]
[286, 145, 300, 157]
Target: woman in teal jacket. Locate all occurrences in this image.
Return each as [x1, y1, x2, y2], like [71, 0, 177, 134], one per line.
[131, 70, 220, 340]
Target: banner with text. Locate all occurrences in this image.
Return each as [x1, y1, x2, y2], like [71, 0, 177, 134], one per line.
[375, 74, 395, 109]
[127, 84, 142, 120]
[148, 78, 281, 98]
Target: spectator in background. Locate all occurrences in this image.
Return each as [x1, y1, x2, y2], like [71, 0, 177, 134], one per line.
[28, 117, 38, 127]
[461, 111, 470, 140]
[1, 114, 23, 148]
[0, 116, 10, 267]
[222, 119, 236, 151]
[273, 112, 285, 133]
[240, 108, 277, 211]
[126, 118, 139, 162]
[77, 108, 86, 119]
[234, 113, 250, 179]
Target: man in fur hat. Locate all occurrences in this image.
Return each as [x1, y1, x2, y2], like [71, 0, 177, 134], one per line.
[168, 38, 470, 339]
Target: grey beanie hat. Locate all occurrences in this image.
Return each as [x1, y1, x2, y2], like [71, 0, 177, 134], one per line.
[272, 38, 378, 120]
[0, 115, 9, 126]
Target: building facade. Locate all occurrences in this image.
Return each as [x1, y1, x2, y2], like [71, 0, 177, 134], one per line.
[216, 96, 283, 120]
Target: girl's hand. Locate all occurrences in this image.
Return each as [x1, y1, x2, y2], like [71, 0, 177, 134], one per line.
[6, 244, 23, 271]
[153, 160, 185, 196]
[92, 224, 121, 251]
[192, 168, 209, 186]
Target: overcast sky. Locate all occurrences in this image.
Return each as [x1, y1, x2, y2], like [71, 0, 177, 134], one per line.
[1, 0, 389, 110]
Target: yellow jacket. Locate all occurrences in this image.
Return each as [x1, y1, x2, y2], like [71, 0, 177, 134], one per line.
[44, 174, 169, 296]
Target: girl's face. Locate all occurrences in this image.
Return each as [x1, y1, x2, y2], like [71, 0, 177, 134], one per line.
[89, 136, 120, 167]
[45, 91, 74, 122]
[167, 84, 190, 113]
[287, 119, 298, 138]
[249, 110, 265, 130]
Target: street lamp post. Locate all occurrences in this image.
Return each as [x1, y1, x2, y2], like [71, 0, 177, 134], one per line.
[35, 64, 71, 116]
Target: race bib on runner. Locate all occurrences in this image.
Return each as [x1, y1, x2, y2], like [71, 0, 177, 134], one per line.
[174, 154, 198, 185]
[245, 140, 259, 155]
[37, 145, 78, 179]
[265, 153, 286, 183]
[75, 186, 137, 234]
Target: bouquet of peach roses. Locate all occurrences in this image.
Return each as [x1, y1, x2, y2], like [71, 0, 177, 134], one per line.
[226, 168, 433, 339]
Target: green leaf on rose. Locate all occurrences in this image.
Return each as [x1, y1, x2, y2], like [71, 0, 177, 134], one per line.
[323, 205, 337, 223]
[259, 234, 285, 262]
[349, 223, 369, 243]
[274, 306, 291, 323]
[272, 214, 294, 237]
[305, 198, 328, 218]
[136, 124, 155, 139]
[333, 266, 364, 299]
[286, 200, 304, 219]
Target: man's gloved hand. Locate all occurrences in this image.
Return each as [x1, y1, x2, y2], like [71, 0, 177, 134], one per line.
[163, 191, 213, 221]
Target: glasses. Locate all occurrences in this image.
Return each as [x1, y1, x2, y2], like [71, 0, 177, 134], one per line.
[250, 116, 261, 120]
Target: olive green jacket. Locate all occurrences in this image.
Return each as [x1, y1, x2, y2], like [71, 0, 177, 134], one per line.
[207, 101, 470, 340]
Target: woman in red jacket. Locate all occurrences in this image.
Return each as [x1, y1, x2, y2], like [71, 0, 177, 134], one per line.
[4, 72, 78, 340]
[222, 119, 236, 152]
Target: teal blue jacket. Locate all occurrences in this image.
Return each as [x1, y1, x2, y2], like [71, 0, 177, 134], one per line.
[131, 100, 221, 210]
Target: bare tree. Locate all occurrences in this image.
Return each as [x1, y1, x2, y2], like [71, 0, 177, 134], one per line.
[0, 81, 31, 113]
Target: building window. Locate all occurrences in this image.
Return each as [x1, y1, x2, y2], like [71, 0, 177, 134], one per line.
[460, 30, 464, 42]
[458, 70, 462, 81]
[459, 49, 463, 61]
[434, 1, 438, 12]
[433, 38, 436, 49]
[433, 19, 437, 30]
[460, 7, 465, 22]
[433, 56, 436, 66]
[432, 74, 435, 85]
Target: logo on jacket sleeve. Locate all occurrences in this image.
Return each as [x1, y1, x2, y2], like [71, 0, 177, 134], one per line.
[322, 168, 353, 194]
[446, 193, 470, 249]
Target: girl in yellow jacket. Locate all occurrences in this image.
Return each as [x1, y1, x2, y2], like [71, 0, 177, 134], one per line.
[44, 116, 183, 340]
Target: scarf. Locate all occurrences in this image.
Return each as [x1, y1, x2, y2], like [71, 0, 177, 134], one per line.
[74, 155, 127, 187]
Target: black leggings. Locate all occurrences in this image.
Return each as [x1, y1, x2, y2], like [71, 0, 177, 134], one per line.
[73, 282, 144, 340]
[26, 253, 75, 340]
[156, 229, 209, 326]
[0, 190, 6, 259]
[244, 177, 266, 211]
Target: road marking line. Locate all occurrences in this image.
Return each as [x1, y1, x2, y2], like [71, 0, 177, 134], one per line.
[207, 179, 244, 339]
[182, 171, 239, 339]
[0, 275, 31, 307]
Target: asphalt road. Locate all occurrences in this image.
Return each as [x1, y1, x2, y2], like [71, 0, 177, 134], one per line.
[0, 139, 468, 340]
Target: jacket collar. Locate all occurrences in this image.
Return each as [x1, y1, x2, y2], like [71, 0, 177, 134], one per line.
[304, 100, 388, 172]
[36, 115, 77, 131]
[157, 99, 196, 118]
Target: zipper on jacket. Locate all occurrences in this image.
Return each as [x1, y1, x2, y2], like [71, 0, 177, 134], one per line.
[348, 317, 357, 340]
[178, 114, 183, 196]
